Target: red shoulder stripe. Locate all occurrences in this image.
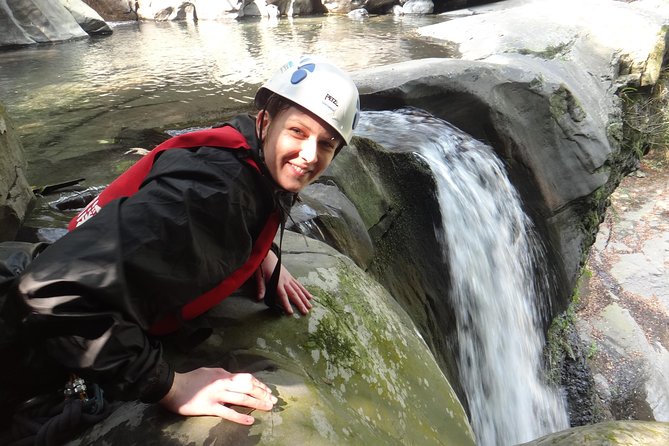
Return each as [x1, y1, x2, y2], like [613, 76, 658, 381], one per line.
[68, 127, 251, 230]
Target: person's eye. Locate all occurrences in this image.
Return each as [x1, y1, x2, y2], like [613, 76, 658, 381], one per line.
[320, 140, 337, 152]
[290, 127, 305, 137]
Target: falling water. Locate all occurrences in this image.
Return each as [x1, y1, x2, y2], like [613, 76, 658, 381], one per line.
[356, 108, 569, 445]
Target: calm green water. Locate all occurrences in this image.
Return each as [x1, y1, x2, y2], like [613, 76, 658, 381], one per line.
[0, 15, 451, 188]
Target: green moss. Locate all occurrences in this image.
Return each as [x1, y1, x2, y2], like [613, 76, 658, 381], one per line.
[114, 159, 135, 174]
[517, 42, 571, 60]
[545, 265, 590, 383]
[298, 260, 475, 445]
[574, 184, 612, 271]
[619, 69, 669, 160]
[528, 74, 545, 93]
[549, 84, 586, 123]
[305, 289, 361, 372]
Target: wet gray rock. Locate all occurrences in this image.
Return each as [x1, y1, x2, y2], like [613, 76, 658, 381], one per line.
[0, 103, 34, 242]
[352, 57, 610, 311]
[61, 0, 112, 34]
[83, 0, 327, 20]
[347, 8, 369, 19]
[409, 0, 669, 429]
[353, 0, 669, 312]
[519, 420, 669, 446]
[401, 0, 433, 14]
[0, 0, 88, 46]
[290, 182, 374, 269]
[319, 137, 464, 398]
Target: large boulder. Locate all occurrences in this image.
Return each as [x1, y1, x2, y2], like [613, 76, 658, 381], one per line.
[351, 57, 608, 312]
[352, 0, 669, 314]
[61, 0, 113, 34]
[0, 104, 34, 242]
[320, 137, 462, 393]
[420, 0, 667, 89]
[83, 0, 326, 20]
[401, 0, 433, 14]
[0, 0, 88, 46]
[68, 233, 475, 445]
[406, 0, 669, 428]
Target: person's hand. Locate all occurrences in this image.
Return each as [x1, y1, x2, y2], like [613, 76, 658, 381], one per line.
[254, 250, 313, 315]
[159, 367, 277, 424]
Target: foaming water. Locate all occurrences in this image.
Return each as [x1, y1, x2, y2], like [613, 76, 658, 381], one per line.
[356, 108, 569, 445]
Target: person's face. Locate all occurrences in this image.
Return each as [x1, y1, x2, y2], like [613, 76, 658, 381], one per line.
[257, 106, 341, 193]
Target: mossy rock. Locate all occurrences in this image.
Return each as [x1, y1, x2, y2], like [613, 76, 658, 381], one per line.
[69, 233, 474, 445]
[519, 420, 669, 446]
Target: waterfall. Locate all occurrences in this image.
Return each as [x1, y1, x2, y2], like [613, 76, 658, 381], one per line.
[356, 108, 569, 445]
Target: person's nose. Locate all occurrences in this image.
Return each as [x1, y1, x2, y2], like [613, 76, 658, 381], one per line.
[299, 137, 318, 164]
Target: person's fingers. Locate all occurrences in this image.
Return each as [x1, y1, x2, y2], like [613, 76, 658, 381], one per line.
[288, 285, 309, 314]
[255, 269, 265, 300]
[227, 373, 276, 400]
[295, 281, 313, 301]
[278, 289, 294, 315]
[295, 284, 313, 308]
[286, 281, 312, 314]
[219, 391, 275, 411]
[210, 404, 256, 425]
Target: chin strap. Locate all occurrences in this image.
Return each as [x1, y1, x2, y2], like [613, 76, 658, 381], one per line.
[256, 98, 273, 162]
[264, 209, 285, 313]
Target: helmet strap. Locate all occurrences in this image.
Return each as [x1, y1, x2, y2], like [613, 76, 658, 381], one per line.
[256, 105, 270, 161]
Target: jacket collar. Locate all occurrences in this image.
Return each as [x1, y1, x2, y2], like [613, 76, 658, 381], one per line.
[218, 114, 297, 209]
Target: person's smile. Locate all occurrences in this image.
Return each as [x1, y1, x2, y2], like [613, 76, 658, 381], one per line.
[260, 106, 340, 193]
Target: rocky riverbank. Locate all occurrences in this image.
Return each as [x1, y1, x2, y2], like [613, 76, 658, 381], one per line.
[576, 148, 669, 422]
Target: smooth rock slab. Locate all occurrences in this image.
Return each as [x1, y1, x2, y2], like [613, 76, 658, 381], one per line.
[519, 420, 669, 446]
[67, 233, 475, 445]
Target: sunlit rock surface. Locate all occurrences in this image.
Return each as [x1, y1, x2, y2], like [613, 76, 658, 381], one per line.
[0, 0, 88, 46]
[61, 0, 112, 34]
[519, 420, 669, 446]
[68, 233, 475, 445]
[83, 0, 327, 20]
[422, 0, 667, 88]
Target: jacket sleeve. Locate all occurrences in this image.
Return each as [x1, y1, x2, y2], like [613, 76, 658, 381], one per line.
[17, 147, 273, 402]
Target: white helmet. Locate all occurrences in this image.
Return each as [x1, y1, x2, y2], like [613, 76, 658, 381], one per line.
[255, 55, 360, 145]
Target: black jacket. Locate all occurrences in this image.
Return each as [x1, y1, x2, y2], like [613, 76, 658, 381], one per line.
[14, 115, 290, 403]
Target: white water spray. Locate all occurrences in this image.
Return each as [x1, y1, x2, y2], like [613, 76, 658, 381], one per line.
[357, 109, 569, 445]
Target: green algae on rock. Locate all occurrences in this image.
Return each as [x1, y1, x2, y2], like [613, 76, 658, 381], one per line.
[68, 234, 475, 446]
[519, 420, 669, 446]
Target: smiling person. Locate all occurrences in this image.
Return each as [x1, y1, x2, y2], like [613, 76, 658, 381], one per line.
[1, 55, 360, 439]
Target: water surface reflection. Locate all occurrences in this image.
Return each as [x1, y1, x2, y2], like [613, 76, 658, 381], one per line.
[0, 15, 451, 187]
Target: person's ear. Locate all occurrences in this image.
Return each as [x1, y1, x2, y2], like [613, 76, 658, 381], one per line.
[256, 111, 271, 140]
